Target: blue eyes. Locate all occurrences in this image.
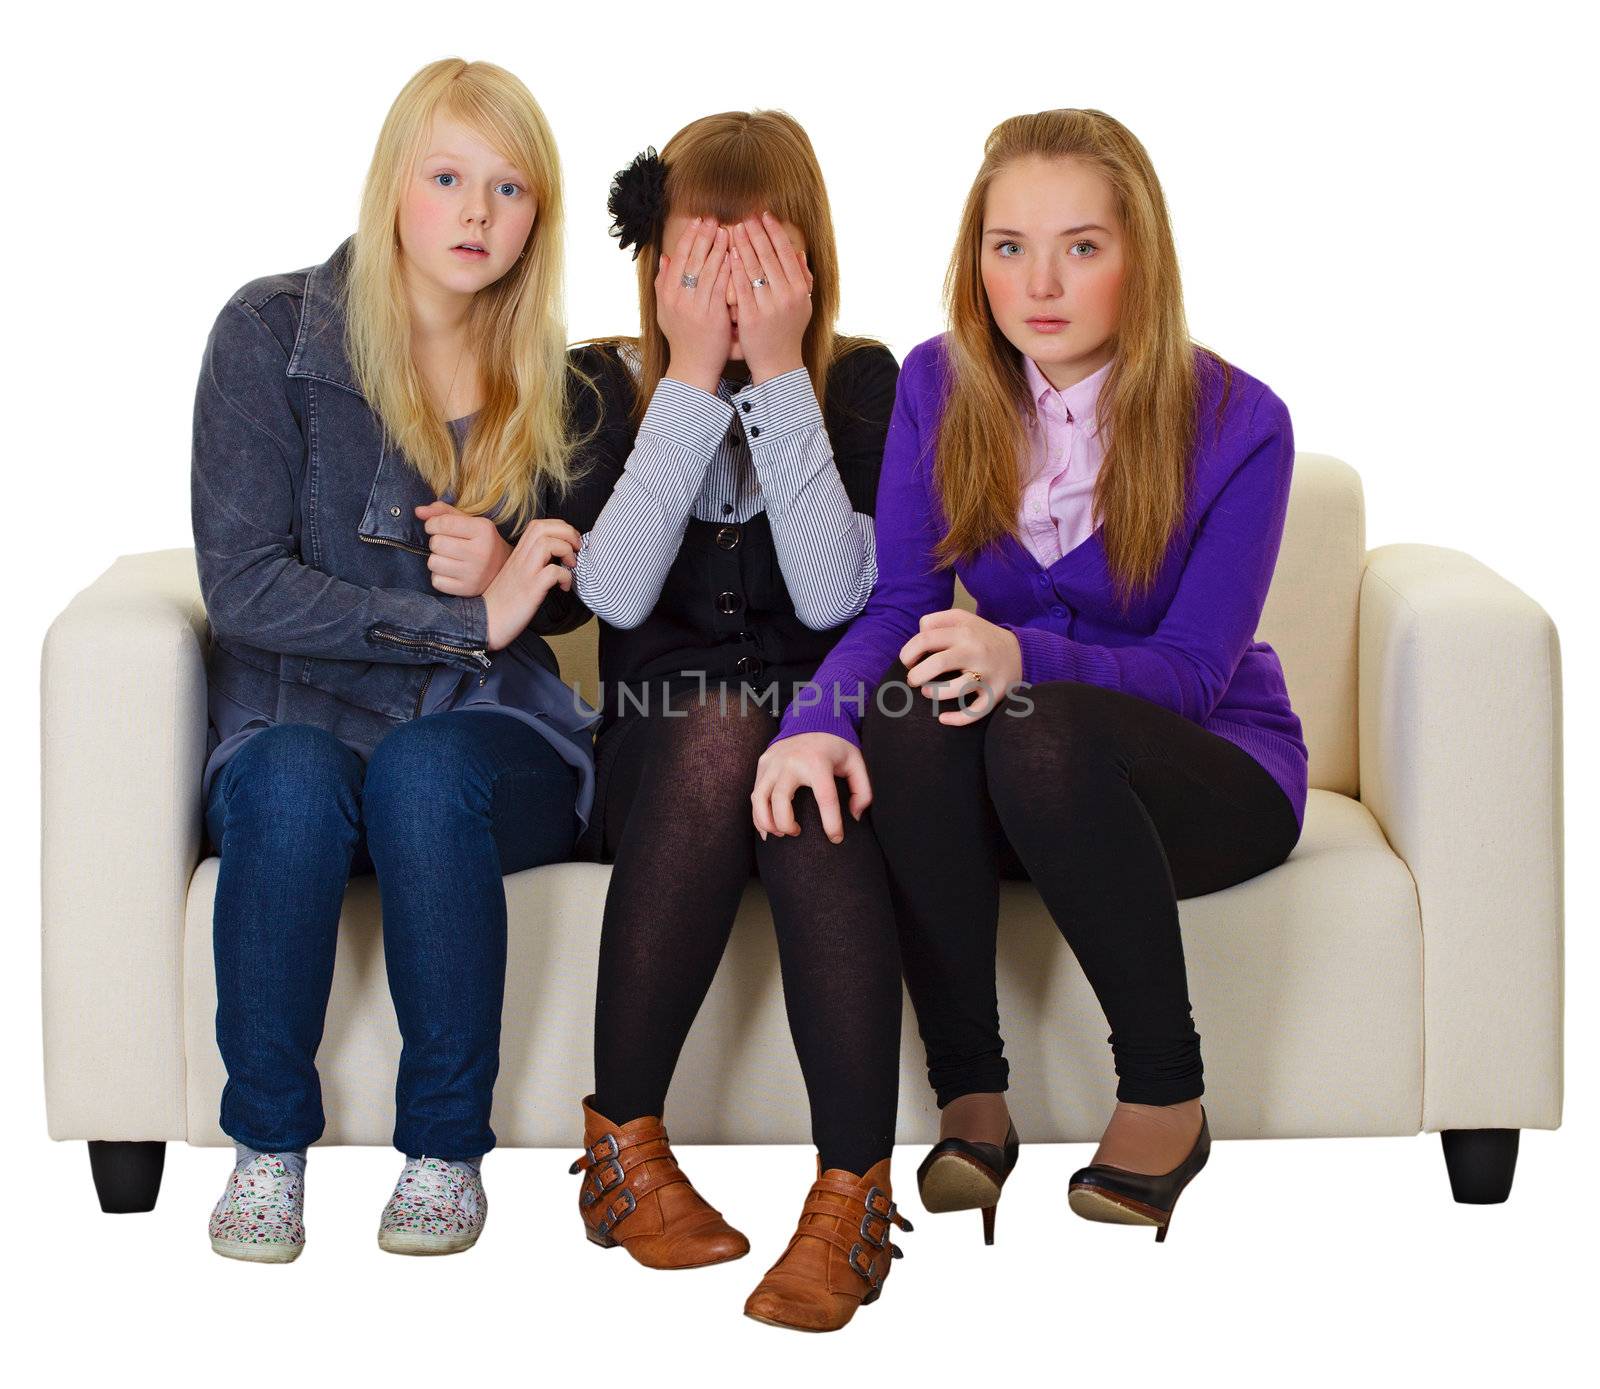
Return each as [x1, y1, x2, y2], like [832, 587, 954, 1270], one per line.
[995, 240, 1097, 258]
[431, 173, 522, 198]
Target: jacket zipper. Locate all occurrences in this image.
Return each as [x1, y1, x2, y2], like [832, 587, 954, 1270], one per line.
[413, 665, 435, 719]
[359, 533, 430, 557]
[370, 627, 492, 670]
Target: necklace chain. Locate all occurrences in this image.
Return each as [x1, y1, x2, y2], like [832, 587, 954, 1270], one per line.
[442, 339, 468, 422]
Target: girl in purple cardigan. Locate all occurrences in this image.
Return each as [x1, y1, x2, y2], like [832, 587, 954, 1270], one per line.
[753, 109, 1309, 1245]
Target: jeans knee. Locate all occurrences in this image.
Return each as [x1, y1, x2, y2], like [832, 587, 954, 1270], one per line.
[216, 724, 361, 847]
[363, 716, 487, 839]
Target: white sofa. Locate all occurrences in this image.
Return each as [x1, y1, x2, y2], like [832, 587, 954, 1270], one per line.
[40, 454, 1563, 1212]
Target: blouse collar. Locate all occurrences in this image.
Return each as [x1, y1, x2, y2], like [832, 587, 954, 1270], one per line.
[1023, 353, 1111, 437]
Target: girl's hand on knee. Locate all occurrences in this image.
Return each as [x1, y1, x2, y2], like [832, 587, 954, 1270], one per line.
[751, 732, 872, 844]
[416, 501, 514, 597]
[899, 610, 1024, 726]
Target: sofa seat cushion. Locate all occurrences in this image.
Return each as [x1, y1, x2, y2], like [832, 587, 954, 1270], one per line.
[182, 790, 1419, 1146]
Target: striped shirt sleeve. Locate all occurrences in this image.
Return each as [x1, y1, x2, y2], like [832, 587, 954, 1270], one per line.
[572, 375, 734, 629]
[732, 365, 878, 631]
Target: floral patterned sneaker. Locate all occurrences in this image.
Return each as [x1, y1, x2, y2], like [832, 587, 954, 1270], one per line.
[377, 1157, 486, 1256]
[209, 1153, 305, 1263]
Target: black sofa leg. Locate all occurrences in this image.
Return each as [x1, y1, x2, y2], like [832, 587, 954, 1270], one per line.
[88, 1141, 167, 1213]
[1440, 1128, 1519, 1204]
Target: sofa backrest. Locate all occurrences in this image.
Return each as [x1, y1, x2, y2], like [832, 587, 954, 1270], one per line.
[1256, 453, 1363, 798]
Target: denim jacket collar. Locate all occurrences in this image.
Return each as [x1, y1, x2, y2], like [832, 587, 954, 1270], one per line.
[286, 236, 362, 396]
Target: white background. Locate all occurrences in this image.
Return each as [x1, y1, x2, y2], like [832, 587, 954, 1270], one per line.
[5, 0, 1593, 1380]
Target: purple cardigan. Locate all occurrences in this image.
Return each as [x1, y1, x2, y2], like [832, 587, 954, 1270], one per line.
[772, 333, 1310, 832]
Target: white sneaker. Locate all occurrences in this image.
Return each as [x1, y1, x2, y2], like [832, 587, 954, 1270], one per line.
[377, 1156, 486, 1255]
[209, 1153, 306, 1263]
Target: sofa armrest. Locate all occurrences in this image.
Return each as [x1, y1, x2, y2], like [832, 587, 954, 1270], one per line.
[41, 549, 208, 1141]
[1358, 544, 1563, 1132]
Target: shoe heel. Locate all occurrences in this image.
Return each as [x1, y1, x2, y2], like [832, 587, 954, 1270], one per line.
[586, 1228, 618, 1249]
[981, 1204, 997, 1246]
[1155, 1219, 1169, 1244]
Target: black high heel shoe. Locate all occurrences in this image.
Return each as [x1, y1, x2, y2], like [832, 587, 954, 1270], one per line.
[1067, 1104, 1209, 1243]
[915, 1120, 1020, 1245]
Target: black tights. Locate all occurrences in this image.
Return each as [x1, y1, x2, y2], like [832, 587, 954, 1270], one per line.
[861, 662, 1301, 1109]
[589, 685, 901, 1174]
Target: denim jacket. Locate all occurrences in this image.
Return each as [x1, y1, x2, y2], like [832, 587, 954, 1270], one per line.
[191, 236, 593, 759]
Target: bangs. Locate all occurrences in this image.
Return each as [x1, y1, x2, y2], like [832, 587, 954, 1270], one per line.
[663, 130, 813, 227]
[438, 83, 545, 194]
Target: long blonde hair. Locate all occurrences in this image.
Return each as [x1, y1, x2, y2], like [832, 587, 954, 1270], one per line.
[937, 108, 1233, 611]
[584, 109, 876, 428]
[346, 58, 580, 530]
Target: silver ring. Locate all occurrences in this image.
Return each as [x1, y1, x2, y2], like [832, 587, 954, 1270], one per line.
[750, 276, 769, 289]
[680, 272, 699, 289]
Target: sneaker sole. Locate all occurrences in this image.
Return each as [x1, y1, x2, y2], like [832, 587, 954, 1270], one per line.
[378, 1227, 482, 1256]
[210, 1236, 303, 1264]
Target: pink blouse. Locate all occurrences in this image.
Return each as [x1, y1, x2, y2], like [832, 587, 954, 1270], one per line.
[1017, 354, 1112, 568]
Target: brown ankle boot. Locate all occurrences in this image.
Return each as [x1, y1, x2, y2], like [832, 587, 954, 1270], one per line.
[570, 1094, 749, 1269]
[743, 1156, 913, 1332]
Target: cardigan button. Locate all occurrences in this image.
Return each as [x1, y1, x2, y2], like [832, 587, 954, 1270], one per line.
[735, 655, 761, 676]
[717, 590, 741, 614]
[749, 426, 761, 438]
[1051, 605, 1067, 618]
[741, 401, 752, 413]
[715, 525, 741, 550]
[389, 506, 402, 517]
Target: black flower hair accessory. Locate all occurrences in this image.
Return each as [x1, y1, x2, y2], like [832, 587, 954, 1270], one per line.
[607, 146, 669, 261]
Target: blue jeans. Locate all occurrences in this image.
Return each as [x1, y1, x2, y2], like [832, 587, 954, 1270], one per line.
[204, 711, 579, 1159]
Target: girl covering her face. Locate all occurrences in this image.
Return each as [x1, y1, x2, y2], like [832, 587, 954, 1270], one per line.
[192, 57, 600, 1264]
[555, 109, 912, 1333]
[756, 108, 1307, 1247]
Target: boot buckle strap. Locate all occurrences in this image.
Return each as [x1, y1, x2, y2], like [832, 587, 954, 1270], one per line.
[579, 1157, 626, 1207]
[593, 1187, 637, 1238]
[568, 1132, 620, 1175]
[858, 1208, 890, 1249]
[847, 1240, 887, 1287]
[859, 1185, 912, 1243]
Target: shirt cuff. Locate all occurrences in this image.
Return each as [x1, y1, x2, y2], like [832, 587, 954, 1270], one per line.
[732, 366, 826, 509]
[639, 375, 737, 457]
[731, 365, 821, 435]
[1001, 622, 1119, 688]
[774, 680, 869, 746]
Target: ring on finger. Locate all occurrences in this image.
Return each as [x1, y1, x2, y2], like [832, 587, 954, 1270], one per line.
[750, 275, 769, 289]
[680, 272, 699, 289]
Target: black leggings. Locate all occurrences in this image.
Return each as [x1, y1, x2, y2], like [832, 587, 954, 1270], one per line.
[861, 662, 1302, 1108]
[584, 683, 902, 1174]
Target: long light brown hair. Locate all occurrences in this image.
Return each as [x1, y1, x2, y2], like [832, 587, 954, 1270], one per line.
[584, 109, 877, 427]
[346, 58, 582, 530]
[937, 108, 1232, 611]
